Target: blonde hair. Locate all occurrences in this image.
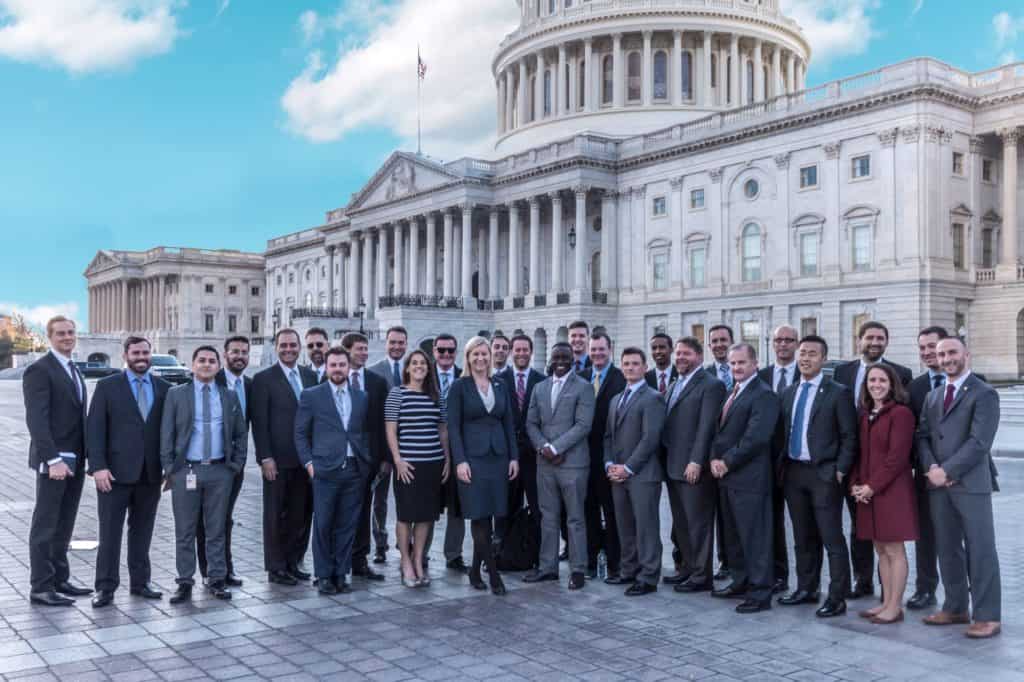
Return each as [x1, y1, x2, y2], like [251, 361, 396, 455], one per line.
[463, 336, 491, 375]
[46, 315, 76, 337]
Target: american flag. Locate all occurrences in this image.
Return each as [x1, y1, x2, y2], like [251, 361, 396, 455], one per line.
[418, 49, 427, 80]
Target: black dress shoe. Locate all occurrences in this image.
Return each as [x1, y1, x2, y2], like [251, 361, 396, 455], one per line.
[373, 549, 387, 565]
[207, 582, 232, 600]
[772, 579, 789, 595]
[91, 591, 115, 608]
[816, 598, 847, 618]
[225, 574, 243, 588]
[778, 589, 820, 606]
[625, 582, 657, 596]
[129, 583, 163, 599]
[713, 567, 731, 581]
[446, 557, 469, 573]
[489, 574, 507, 596]
[559, 548, 569, 562]
[334, 579, 352, 594]
[522, 570, 559, 583]
[169, 585, 192, 605]
[55, 580, 93, 597]
[468, 570, 486, 590]
[847, 583, 874, 599]
[269, 570, 298, 586]
[288, 566, 312, 581]
[317, 579, 338, 595]
[30, 590, 74, 606]
[662, 572, 690, 585]
[736, 598, 772, 614]
[568, 572, 585, 590]
[585, 566, 598, 580]
[711, 582, 748, 599]
[353, 566, 385, 581]
[604, 574, 633, 585]
[674, 579, 713, 593]
[906, 591, 937, 610]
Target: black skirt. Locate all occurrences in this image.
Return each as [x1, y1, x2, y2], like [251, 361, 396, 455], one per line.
[393, 459, 444, 523]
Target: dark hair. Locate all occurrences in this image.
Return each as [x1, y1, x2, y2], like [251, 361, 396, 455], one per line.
[918, 326, 949, 340]
[621, 346, 647, 364]
[325, 347, 350, 362]
[860, 363, 909, 413]
[589, 331, 612, 349]
[491, 333, 510, 346]
[676, 336, 703, 355]
[798, 334, 829, 358]
[385, 325, 408, 339]
[305, 327, 328, 340]
[341, 332, 368, 349]
[857, 321, 889, 340]
[728, 342, 757, 362]
[434, 333, 457, 348]
[274, 328, 300, 345]
[123, 336, 151, 353]
[649, 333, 673, 347]
[402, 349, 440, 404]
[550, 341, 572, 355]
[192, 345, 220, 363]
[568, 320, 590, 333]
[223, 335, 250, 351]
[510, 333, 533, 351]
[709, 324, 734, 342]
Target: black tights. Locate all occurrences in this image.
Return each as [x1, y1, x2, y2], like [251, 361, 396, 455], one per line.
[470, 518, 499, 584]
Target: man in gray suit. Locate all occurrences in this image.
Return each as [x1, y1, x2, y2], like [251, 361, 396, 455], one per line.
[918, 337, 1001, 639]
[604, 347, 666, 595]
[524, 342, 595, 590]
[160, 346, 247, 604]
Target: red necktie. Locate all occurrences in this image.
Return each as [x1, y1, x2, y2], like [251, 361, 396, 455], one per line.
[658, 373, 667, 395]
[943, 383, 956, 413]
[720, 383, 741, 425]
[516, 373, 526, 410]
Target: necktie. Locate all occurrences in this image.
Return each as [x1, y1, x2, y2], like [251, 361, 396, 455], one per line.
[441, 372, 450, 399]
[617, 387, 633, 417]
[516, 373, 526, 411]
[789, 383, 812, 460]
[932, 374, 944, 390]
[943, 383, 956, 413]
[776, 367, 789, 394]
[720, 383, 741, 425]
[135, 377, 150, 420]
[350, 370, 361, 391]
[288, 369, 302, 400]
[201, 384, 212, 464]
[234, 376, 246, 413]
[718, 363, 733, 390]
[392, 361, 401, 386]
[551, 378, 563, 406]
[335, 386, 349, 428]
[69, 361, 83, 401]
[668, 378, 683, 412]
[575, 360, 582, 373]
[592, 371, 602, 396]
[658, 372, 667, 395]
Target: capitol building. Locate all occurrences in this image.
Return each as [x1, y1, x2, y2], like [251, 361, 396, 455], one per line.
[85, 0, 1024, 379]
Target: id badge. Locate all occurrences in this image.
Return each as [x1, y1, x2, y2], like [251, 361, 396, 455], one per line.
[186, 472, 198, 491]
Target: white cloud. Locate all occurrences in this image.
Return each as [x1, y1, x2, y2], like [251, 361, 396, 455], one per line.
[0, 0, 184, 74]
[781, 0, 878, 66]
[911, 0, 924, 18]
[0, 301, 81, 330]
[993, 11, 1024, 48]
[216, 0, 229, 18]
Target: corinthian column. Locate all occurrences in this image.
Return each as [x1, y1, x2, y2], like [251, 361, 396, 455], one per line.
[461, 204, 473, 299]
[443, 210, 454, 298]
[550, 192, 563, 294]
[529, 197, 541, 294]
[574, 186, 588, 293]
[1000, 127, 1021, 273]
[425, 213, 437, 297]
[488, 207, 500, 300]
[408, 217, 419, 297]
[508, 201, 521, 297]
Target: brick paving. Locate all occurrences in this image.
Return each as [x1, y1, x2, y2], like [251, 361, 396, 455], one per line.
[1, 381, 1022, 681]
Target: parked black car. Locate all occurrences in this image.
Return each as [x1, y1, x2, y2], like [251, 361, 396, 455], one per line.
[150, 354, 191, 384]
[74, 361, 120, 379]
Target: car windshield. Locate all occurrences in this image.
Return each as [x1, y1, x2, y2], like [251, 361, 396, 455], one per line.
[151, 356, 180, 367]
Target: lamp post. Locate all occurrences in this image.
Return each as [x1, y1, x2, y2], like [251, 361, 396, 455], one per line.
[568, 226, 577, 250]
[271, 310, 280, 339]
[357, 298, 366, 334]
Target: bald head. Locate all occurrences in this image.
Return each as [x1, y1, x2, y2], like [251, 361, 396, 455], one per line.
[772, 325, 799, 365]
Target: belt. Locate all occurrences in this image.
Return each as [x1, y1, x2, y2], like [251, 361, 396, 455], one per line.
[187, 459, 225, 466]
[786, 458, 814, 466]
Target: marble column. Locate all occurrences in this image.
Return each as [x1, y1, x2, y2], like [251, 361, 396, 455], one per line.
[477, 224, 487, 298]
[377, 224, 389, 301]
[504, 69, 514, 131]
[550, 192, 564, 294]
[120, 279, 128, 332]
[642, 31, 653, 105]
[573, 186, 588, 292]
[786, 52, 795, 94]
[158, 276, 166, 330]
[529, 198, 541, 294]
[536, 50, 546, 120]
[326, 246, 336, 309]
[443, 210, 454, 298]
[601, 191, 618, 292]
[348, 237, 361, 313]
[672, 30, 683, 105]
[729, 34, 740, 106]
[408, 217, 420, 297]
[703, 32, 713, 107]
[612, 33, 624, 108]
[753, 39, 764, 102]
[489, 207, 500, 300]
[393, 222, 404, 297]
[771, 44, 782, 98]
[518, 58, 528, 126]
[362, 231, 373, 316]
[583, 38, 594, 112]
[508, 201, 521, 297]
[1000, 128, 1020, 270]
[497, 77, 504, 134]
[461, 204, 473, 299]
[426, 213, 438, 298]
[556, 44, 567, 116]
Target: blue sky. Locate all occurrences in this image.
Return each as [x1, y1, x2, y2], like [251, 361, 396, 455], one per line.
[0, 0, 1020, 330]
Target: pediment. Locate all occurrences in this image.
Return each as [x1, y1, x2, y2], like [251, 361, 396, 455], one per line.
[347, 152, 461, 211]
[84, 250, 121, 275]
[982, 209, 1002, 224]
[950, 203, 973, 217]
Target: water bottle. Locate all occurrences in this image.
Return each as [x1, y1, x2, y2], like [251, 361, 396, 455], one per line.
[597, 549, 607, 579]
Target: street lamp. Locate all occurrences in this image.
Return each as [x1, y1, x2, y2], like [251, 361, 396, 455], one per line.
[271, 310, 280, 338]
[357, 298, 366, 334]
[568, 226, 577, 249]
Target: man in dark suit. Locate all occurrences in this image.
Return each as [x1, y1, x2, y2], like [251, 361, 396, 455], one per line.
[251, 329, 319, 585]
[645, 333, 678, 396]
[295, 347, 372, 595]
[919, 337, 1001, 639]
[430, 333, 467, 571]
[161, 346, 248, 603]
[705, 324, 734, 578]
[197, 335, 252, 587]
[304, 327, 330, 383]
[579, 332, 626, 580]
[87, 336, 169, 608]
[709, 343, 780, 613]
[662, 336, 726, 592]
[778, 335, 858, 618]
[568, 320, 593, 374]
[604, 348, 666, 595]
[23, 316, 92, 606]
[832, 320, 912, 598]
[757, 324, 800, 595]
[340, 332, 388, 581]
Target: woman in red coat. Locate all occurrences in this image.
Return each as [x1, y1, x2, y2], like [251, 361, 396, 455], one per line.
[850, 363, 918, 624]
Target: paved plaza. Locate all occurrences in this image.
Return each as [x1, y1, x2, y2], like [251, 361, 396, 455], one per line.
[1, 380, 1023, 682]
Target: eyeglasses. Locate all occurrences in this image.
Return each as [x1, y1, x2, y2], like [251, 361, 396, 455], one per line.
[773, 338, 798, 344]
[307, 342, 326, 349]
[435, 348, 455, 355]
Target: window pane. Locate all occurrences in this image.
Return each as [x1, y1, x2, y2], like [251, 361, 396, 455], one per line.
[652, 252, 669, 289]
[653, 52, 667, 100]
[852, 155, 870, 178]
[800, 233, 817, 276]
[653, 197, 666, 216]
[544, 70, 552, 114]
[953, 223, 965, 270]
[602, 56, 613, 104]
[800, 317, 818, 337]
[853, 225, 871, 270]
[742, 224, 761, 281]
[627, 52, 641, 101]
[953, 152, 964, 175]
[690, 188, 704, 209]
[745, 61, 754, 104]
[800, 165, 817, 188]
[681, 52, 693, 99]
[578, 59, 585, 109]
[982, 228, 994, 268]
[690, 247, 705, 287]
[740, 321, 760, 347]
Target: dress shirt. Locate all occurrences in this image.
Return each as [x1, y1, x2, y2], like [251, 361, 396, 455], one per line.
[224, 371, 246, 413]
[945, 370, 972, 395]
[573, 354, 589, 373]
[653, 366, 672, 393]
[545, 375, 568, 454]
[313, 364, 326, 383]
[716, 361, 733, 389]
[667, 366, 700, 409]
[348, 366, 365, 392]
[591, 363, 611, 389]
[928, 369, 945, 389]
[790, 372, 823, 462]
[437, 368, 455, 398]
[606, 379, 646, 476]
[491, 362, 508, 377]
[390, 358, 404, 383]
[333, 383, 355, 459]
[853, 357, 889, 406]
[773, 363, 797, 394]
[186, 380, 224, 462]
[126, 370, 154, 411]
[45, 351, 82, 469]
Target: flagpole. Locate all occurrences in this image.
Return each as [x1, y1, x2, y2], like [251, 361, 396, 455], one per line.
[417, 45, 422, 156]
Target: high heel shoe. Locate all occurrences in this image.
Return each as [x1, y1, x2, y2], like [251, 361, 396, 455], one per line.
[870, 610, 905, 625]
[402, 575, 420, 588]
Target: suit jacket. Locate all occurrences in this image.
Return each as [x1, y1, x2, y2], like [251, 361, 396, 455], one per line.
[713, 378, 780, 493]
[909, 371, 989, 419]
[833, 358, 912, 403]
[293, 382, 371, 475]
[159, 382, 247, 475]
[357, 368, 388, 466]
[779, 377, 859, 483]
[368, 358, 403, 390]
[23, 352, 88, 470]
[497, 366, 545, 449]
[526, 372, 595, 469]
[579, 365, 626, 468]
[917, 373, 1000, 494]
[645, 366, 679, 394]
[662, 369, 727, 478]
[86, 372, 170, 485]
[251, 363, 319, 468]
[447, 376, 517, 466]
[758, 364, 797, 459]
[705, 361, 731, 383]
[215, 369, 253, 426]
[603, 384, 666, 483]
[572, 355, 593, 373]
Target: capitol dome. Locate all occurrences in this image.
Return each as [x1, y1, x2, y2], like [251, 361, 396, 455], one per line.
[493, 0, 811, 154]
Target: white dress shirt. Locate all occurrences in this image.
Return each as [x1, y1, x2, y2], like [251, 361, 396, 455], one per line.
[349, 366, 365, 391]
[790, 372, 824, 462]
[333, 383, 355, 458]
[772, 362, 797, 394]
[854, 358, 889, 406]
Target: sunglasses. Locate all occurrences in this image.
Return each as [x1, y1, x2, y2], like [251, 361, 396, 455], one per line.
[307, 342, 326, 349]
[435, 347, 455, 355]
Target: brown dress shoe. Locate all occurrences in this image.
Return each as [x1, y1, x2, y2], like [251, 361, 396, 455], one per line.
[965, 621, 1001, 639]
[922, 611, 970, 626]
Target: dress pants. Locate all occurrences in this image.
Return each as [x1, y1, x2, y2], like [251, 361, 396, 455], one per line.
[666, 476, 715, 585]
[95, 479, 161, 592]
[714, 483, 729, 570]
[784, 461, 850, 600]
[585, 464, 620, 573]
[612, 478, 662, 586]
[421, 508, 466, 563]
[29, 470, 85, 593]
[371, 471, 390, 553]
[171, 463, 233, 584]
[262, 466, 313, 573]
[496, 445, 538, 540]
[845, 491, 875, 587]
[719, 485, 773, 603]
[912, 468, 939, 594]
[198, 470, 243, 578]
[538, 465, 588, 575]
[312, 459, 368, 581]
[772, 480, 790, 585]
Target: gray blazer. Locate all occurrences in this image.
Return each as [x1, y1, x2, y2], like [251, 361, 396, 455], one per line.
[662, 369, 727, 478]
[159, 382, 248, 476]
[603, 384, 666, 483]
[368, 358, 402, 390]
[526, 373, 595, 469]
[917, 373, 1000, 494]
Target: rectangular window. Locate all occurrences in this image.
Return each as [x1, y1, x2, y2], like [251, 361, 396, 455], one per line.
[852, 312, 870, 357]
[852, 224, 872, 270]
[691, 323, 706, 344]
[689, 247, 706, 287]
[799, 164, 818, 189]
[952, 151, 965, 176]
[204, 314, 214, 333]
[652, 196, 667, 217]
[276, 275, 282, 286]
[982, 228, 994, 268]
[690, 188, 705, 210]
[228, 314, 237, 333]
[251, 315, 260, 334]
[954, 312, 966, 337]
[251, 286, 260, 296]
[952, 222, 965, 270]
[800, 233, 818, 276]
[204, 283, 214, 294]
[320, 265, 326, 277]
[228, 285, 237, 295]
[800, 317, 818, 338]
[851, 154, 871, 179]
[740, 321, 760, 348]
[652, 252, 669, 290]
[982, 159, 994, 182]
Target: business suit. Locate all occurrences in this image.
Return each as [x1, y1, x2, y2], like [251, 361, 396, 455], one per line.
[579, 365, 626, 574]
[713, 378, 780, 604]
[498, 366, 546, 524]
[160, 381, 247, 585]
[350, 366, 389, 571]
[758, 364, 796, 588]
[705, 361, 733, 570]
[526, 373, 595, 576]
[367, 358, 404, 555]
[663, 369, 726, 587]
[833, 358, 911, 588]
[645, 366, 678, 395]
[908, 372, 941, 597]
[572, 355, 593, 374]
[23, 352, 88, 596]
[432, 365, 466, 563]
[780, 377, 858, 600]
[917, 373, 1001, 623]
[251, 362, 319, 575]
[86, 372, 169, 594]
[604, 383, 666, 586]
[294, 381, 371, 582]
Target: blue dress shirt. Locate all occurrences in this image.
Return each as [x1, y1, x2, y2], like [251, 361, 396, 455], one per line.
[186, 381, 224, 462]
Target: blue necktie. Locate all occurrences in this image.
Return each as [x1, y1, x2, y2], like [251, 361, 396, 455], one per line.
[134, 377, 150, 420]
[234, 376, 246, 413]
[392, 361, 401, 386]
[718, 364, 733, 390]
[288, 369, 302, 400]
[789, 383, 813, 460]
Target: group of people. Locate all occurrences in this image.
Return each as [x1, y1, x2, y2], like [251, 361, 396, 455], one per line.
[22, 315, 1002, 639]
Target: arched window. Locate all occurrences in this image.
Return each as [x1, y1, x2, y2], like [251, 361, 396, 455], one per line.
[627, 51, 642, 102]
[304, 292, 314, 308]
[578, 58, 586, 109]
[602, 55, 613, 104]
[653, 51, 668, 100]
[742, 223, 762, 282]
[528, 75, 536, 121]
[681, 51, 693, 100]
[511, 89, 518, 127]
[745, 60, 754, 104]
[762, 65, 770, 99]
[543, 69, 552, 115]
[711, 53, 718, 87]
[565, 62, 571, 110]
